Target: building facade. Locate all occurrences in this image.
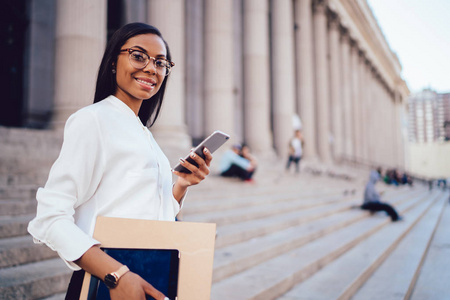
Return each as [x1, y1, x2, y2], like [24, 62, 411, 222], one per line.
[408, 89, 450, 143]
[1, 0, 409, 169]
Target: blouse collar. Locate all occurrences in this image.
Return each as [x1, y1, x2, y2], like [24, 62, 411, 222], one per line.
[106, 95, 140, 119]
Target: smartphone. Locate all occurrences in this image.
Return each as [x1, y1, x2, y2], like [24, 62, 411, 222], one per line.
[173, 130, 230, 174]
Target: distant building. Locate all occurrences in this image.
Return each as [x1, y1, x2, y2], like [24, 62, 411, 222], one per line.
[408, 89, 450, 143]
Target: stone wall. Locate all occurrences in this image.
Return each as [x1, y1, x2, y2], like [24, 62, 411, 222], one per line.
[407, 142, 450, 179]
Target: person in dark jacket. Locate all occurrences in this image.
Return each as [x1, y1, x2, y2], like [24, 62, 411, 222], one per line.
[361, 170, 403, 222]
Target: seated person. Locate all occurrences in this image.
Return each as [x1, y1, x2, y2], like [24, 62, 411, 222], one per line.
[219, 144, 255, 181]
[240, 144, 258, 169]
[361, 170, 403, 222]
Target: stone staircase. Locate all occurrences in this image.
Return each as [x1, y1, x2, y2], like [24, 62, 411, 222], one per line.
[0, 127, 449, 299]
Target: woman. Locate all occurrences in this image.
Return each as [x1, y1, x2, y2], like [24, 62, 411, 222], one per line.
[27, 23, 211, 300]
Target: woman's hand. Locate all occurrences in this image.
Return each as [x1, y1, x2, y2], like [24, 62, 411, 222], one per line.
[110, 272, 167, 300]
[75, 246, 168, 300]
[172, 148, 212, 201]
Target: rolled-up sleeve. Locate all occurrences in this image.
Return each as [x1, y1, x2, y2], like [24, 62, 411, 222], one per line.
[28, 109, 105, 270]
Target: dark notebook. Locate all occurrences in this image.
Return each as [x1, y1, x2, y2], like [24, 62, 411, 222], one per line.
[87, 248, 180, 300]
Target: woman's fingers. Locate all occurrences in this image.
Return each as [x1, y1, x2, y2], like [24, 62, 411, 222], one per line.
[110, 272, 167, 300]
[143, 280, 167, 300]
[202, 148, 213, 167]
[183, 151, 210, 174]
[176, 158, 198, 175]
[189, 148, 212, 170]
[172, 147, 213, 187]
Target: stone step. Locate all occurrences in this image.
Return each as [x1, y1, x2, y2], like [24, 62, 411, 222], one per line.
[278, 190, 443, 300]
[0, 187, 424, 300]
[210, 187, 417, 249]
[0, 173, 48, 189]
[0, 214, 34, 239]
[0, 258, 71, 299]
[212, 188, 424, 283]
[0, 235, 58, 269]
[213, 209, 371, 284]
[185, 173, 357, 203]
[41, 293, 66, 300]
[0, 185, 39, 201]
[183, 186, 349, 215]
[210, 191, 429, 300]
[351, 192, 447, 300]
[184, 192, 352, 226]
[0, 186, 414, 292]
[410, 193, 450, 300]
[212, 196, 356, 249]
[278, 190, 442, 300]
[0, 199, 37, 216]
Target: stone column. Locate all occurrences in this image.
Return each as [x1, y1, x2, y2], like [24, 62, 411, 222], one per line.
[357, 51, 366, 163]
[384, 88, 393, 166]
[382, 88, 390, 166]
[350, 43, 360, 162]
[203, 0, 235, 141]
[391, 93, 399, 167]
[328, 12, 343, 162]
[361, 59, 371, 163]
[375, 78, 385, 166]
[185, 0, 204, 143]
[243, 0, 273, 155]
[24, 0, 55, 128]
[233, 0, 245, 142]
[124, 0, 146, 23]
[313, 0, 331, 162]
[340, 28, 353, 160]
[271, 0, 296, 158]
[294, 0, 317, 158]
[148, 0, 191, 156]
[366, 67, 376, 165]
[52, 0, 107, 128]
[372, 77, 380, 166]
[394, 92, 405, 169]
[389, 91, 397, 166]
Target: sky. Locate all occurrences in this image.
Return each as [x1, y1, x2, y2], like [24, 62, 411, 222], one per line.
[366, 0, 450, 94]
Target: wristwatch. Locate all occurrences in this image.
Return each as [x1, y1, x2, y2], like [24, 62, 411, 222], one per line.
[104, 265, 130, 289]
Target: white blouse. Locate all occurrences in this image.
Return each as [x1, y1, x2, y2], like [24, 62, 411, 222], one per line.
[28, 96, 182, 270]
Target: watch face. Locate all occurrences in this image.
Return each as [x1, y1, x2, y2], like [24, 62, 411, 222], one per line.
[104, 274, 118, 288]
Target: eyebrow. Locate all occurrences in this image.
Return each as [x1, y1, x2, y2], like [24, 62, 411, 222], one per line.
[129, 45, 167, 59]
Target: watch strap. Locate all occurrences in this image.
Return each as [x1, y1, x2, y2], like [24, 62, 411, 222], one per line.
[114, 265, 130, 278]
[104, 265, 130, 288]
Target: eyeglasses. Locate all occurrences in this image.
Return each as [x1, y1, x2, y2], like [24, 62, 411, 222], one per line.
[120, 48, 175, 76]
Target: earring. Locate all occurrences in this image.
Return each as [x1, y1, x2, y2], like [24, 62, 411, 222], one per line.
[112, 69, 116, 74]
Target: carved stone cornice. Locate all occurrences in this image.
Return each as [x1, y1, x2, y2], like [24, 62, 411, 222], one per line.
[327, 9, 340, 30]
[339, 25, 350, 43]
[358, 49, 366, 61]
[350, 38, 358, 50]
[313, 0, 328, 14]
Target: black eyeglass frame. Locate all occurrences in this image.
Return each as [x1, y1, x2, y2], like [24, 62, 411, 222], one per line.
[120, 48, 175, 76]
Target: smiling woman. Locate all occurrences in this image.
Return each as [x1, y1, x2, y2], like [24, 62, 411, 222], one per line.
[93, 23, 174, 127]
[27, 22, 213, 300]
[113, 33, 168, 114]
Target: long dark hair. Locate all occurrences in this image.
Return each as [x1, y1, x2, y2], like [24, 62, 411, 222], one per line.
[93, 22, 172, 127]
